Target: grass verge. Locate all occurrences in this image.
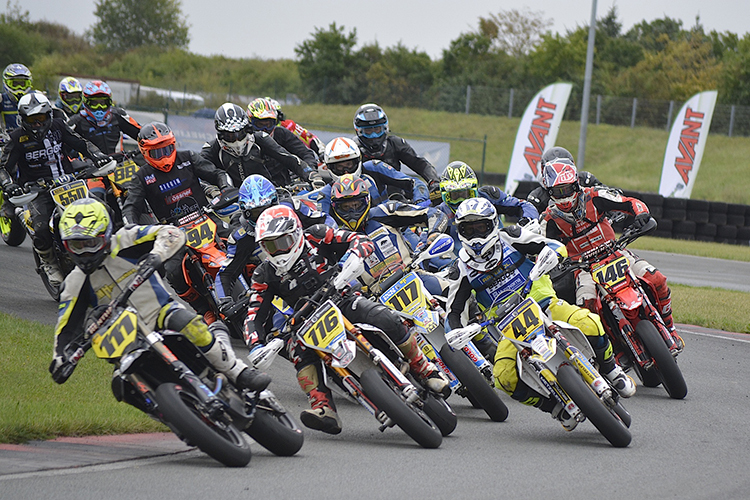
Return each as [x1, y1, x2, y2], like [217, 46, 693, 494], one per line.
[1, 279, 748, 444]
[0, 312, 165, 444]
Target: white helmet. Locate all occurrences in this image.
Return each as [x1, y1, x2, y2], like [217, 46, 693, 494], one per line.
[324, 136, 362, 181]
[254, 204, 305, 274]
[455, 197, 501, 268]
[214, 103, 253, 158]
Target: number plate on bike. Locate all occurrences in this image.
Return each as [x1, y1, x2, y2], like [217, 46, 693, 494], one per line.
[180, 215, 216, 249]
[51, 180, 88, 208]
[299, 300, 346, 351]
[109, 158, 139, 185]
[497, 297, 545, 342]
[92, 309, 138, 359]
[380, 271, 439, 332]
[592, 255, 629, 288]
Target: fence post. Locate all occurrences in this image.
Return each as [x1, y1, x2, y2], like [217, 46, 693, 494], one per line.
[729, 105, 736, 137]
[508, 88, 514, 118]
[480, 135, 487, 185]
[630, 98, 637, 128]
[596, 94, 601, 125]
[666, 100, 674, 131]
[465, 85, 471, 114]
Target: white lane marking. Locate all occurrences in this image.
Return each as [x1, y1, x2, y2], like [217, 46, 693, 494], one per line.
[0, 449, 201, 481]
[679, 328, 750, 344]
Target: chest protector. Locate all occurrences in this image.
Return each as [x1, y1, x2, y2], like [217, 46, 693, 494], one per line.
[360, 220, 410, 285]
[552, 194, 615, 259]
[462, 238, 533, 309]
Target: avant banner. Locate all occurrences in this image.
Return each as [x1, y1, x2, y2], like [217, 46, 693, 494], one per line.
[505, 82, 572, 195]
[659, 90, 718, 198]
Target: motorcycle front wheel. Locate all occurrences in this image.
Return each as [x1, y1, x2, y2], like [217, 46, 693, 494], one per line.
[33, 250, 61, 301]
[359, 369, 442, 449]
[556, 364, 632, 448]
[439, 344, 509, 422]
[154, 382, 252, 467]
[245, 404, 304, 456]
[637, 320, 687, 399]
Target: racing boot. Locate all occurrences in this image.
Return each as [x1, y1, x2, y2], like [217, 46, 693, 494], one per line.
[603, 364, 636, 398]
[297, 364, 342, 434]
[202, 322, 271, 391]
[397, 334, 450, 397]
[551, 402, 579, 432]
[657, 290, 684, 353]
[37, 247, 64, 286]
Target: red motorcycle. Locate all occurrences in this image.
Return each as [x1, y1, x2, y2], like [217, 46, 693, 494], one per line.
[563, 218, 687, 400]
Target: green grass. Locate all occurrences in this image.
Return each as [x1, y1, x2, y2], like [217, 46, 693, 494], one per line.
[286, 104, 750, 204]
[0, 313, 165, 444]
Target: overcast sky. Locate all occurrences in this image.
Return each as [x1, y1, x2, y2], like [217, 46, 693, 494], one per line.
[22, 0, 750, 61]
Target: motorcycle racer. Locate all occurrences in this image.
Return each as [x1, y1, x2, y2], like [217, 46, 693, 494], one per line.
[445, 197, 635, 430]
[243, 205, 450, 434]
[538, 147, 682, 351]
[49, 197, 271, 396]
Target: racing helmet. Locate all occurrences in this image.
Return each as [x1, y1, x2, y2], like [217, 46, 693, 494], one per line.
[331, 174, 371, 231]
[255, 205, 306, 274]
[17, 91, 53, 141]
[540, 150, 581, 215]
[324, 137, 362, 181]
[247, 97, 278, 135]
[214, 103, 252, 158]
[265, 97, 284, 121]
[238, 174, 278, 229]
[59, 198, 113, 274]
[2, 63, 32, 104]
[439, 161, 479, 212]
[82, 80, 113, 127]
[353, 103, 388, 154]
[138, 121, 177, 172]
[58, 77, 83, 115]
[455, 197, 501, 263]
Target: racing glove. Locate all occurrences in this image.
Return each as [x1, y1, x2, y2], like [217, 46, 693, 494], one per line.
[3, 183, 23, 198]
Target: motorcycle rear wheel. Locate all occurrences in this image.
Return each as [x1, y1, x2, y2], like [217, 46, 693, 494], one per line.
[245, 405, 304, 456]
[154, 382, 252, 467]
[637, 320, 687, 399]
[439, 344, 508, 422]
[359, 369, 442, 449]
[0, 213, 25, 246]
[557, 364, 632, 448]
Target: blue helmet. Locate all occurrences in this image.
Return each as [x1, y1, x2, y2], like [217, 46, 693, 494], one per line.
[238, 174, 278, 228]
[354, 103, 388, 154]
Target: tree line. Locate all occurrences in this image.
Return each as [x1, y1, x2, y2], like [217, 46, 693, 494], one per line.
[2, 1, 748, 112]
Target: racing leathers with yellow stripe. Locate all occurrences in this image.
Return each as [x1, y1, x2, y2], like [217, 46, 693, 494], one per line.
[445, 224, 615, 410]
[50, 224, 254, 388]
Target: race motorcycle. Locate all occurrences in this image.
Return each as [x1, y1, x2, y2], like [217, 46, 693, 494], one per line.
[0, 187, 26, 246]
[258, 255, 450, 448]
[370, 235, 509, 423]
[9, 160, 117, 300]
[561, 218, 687, 399]
[447, 247, 632, 448]
[54, 258, 304, 467]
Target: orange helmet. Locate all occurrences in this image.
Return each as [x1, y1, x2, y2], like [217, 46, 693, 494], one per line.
[138, 122, 177, 172]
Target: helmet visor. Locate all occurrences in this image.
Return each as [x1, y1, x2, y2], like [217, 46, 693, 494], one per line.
[357, 125, 385, 138]
[329, 158, 359, 176]
[6, 77, 31, 91]
[60, 91, 82, 105]
[86, 96, 111, 110]
[218, 129, 247, 143]
[252, 118, 276, 133]
[148, 143, 175, 160]
[444, 187, 476, 205]
[549, 183, 578, 200]
[64, 235, 107, 255]
[242, 203, 272, 224]
[458, 219, 494, 240]
[333, 197, 368, 217]
[23, 113, 49, 127]
[260, 233, 296, 256]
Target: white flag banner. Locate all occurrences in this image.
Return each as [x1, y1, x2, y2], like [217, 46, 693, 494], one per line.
[505, 82, 573, 195]
[659, 90, 718, 198]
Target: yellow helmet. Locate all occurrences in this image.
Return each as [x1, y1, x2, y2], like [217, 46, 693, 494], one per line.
[59, 198, 112, 274]
[439, 161, 479, 212]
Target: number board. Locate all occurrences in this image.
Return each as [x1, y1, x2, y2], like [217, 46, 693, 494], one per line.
[181, 216, 216, 249]
[92, 309, 138, 359]
[379, 272, 425, 314]
[51, 180, 88, 208]
[109, 159, 139, 185]
[497, 297, 545, 342]
[300, 300, 345, 351]
[592, 255, 629, 288]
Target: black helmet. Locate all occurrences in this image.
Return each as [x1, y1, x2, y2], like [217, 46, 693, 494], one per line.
[353, 103, 388, 154]
[214, 103, 252, 157]
[17, 91, 53, 140]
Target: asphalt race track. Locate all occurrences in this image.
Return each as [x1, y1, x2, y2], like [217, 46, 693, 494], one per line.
[2, 239, 750, 499]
